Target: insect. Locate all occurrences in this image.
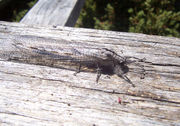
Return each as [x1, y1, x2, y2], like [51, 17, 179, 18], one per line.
[3, 35, 145, 87]
[70, 48, 146, 87]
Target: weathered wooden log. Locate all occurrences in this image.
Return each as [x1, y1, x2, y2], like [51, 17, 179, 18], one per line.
[20, 0, 85, 27]
[0, 21, 180, 126]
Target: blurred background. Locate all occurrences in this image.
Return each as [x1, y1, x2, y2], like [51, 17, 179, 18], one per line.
[0, 0, 179, 38]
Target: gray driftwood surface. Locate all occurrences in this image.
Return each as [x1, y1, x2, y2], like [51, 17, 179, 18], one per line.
[0, 21, 180, 126]
[20, 0, 85, 27]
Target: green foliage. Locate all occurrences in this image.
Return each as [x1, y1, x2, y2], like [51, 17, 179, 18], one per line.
[75, 0, 96, 28]
[76, 0, 131, 32]
[76, 0, 130, 31]
[1, 0, 179, 37]
[128, 0, 180, 37]
[76, 0, 180, 37]
[12, 0, 38, 22]
[94, 4, 114, 30]
[12, 9, 28, 22]
[0, 0, 38, 22]
[0, 0, 11, 9]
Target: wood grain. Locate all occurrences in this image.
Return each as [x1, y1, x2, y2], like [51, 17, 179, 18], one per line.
[0, 21, 180, 126]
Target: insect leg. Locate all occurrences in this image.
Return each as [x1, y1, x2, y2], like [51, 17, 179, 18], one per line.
[118, 74, 135, 87]
[114, 64, 135, 87]
[74, 63, 81, 76]
[96, 64, 102, 83]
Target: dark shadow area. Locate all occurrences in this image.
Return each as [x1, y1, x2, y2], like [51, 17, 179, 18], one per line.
[0, 0, 37, 22]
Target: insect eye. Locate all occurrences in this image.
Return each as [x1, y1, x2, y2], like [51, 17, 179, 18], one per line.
[106, 54, 112, 57]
